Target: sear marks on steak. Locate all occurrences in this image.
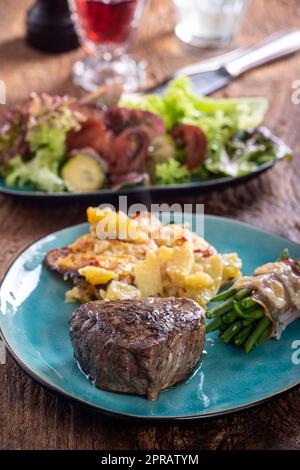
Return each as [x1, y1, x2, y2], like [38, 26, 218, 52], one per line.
[70, 297, 205, 400]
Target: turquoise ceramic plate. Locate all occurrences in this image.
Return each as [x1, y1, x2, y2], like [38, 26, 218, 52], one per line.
[1, 215, 300, 421]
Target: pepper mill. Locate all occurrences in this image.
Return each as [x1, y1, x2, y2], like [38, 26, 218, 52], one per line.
[26, 0, 79, 53]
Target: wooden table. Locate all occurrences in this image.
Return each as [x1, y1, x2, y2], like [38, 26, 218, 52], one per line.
[1, 0, 300, 451]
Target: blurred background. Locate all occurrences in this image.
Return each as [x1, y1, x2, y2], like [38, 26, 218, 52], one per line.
[0, 0, 298, 104]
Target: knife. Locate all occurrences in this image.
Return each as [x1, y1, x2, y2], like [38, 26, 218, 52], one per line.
[141, 30, 300, 96]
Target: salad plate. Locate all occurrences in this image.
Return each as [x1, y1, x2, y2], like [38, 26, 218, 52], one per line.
[0, 160, 276, 200]
[1, 214, 300, 421]
[0, 78, 291, 200]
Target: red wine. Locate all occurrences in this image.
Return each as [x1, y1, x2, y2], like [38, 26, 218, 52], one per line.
[75, 0, 138, 46]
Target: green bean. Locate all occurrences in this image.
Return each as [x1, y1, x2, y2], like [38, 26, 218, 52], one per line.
[234, 325, 255, 346]
[234, 288, 253, 301]
[211, 288, 237, 302]
[248, 308, 265, 320]
[222, 310, 238, 325]
[233, 301, 247, 318]
[219, 321, 228, 332]
[241, 297, 258, 310]
[242, 318, 259, 327]
[255, 324, 272, 347]
[206, 317, 222, 333]
[244, 317, 272, 354]
[206, 298, 234, 319]
[220, 321, 243, 344]
[277, 248, 289, 261]
[234, 301, 264, 321]
[242, 308, 265, 322]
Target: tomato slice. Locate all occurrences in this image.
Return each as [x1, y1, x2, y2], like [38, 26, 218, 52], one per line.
[105, 106, 165, 140]
[110, 127, 150, 175]
[67, 118, 113, 163]
[172, 124, 207, 170]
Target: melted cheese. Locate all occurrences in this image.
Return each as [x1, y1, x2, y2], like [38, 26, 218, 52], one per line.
[255, 262, 300, 310]
[235, 261, 300, 339]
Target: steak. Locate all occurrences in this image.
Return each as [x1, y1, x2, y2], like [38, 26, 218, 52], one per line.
[70, 297, 205, 400]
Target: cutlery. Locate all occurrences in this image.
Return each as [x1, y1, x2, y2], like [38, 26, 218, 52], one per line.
[140, 30, 300, 96]
[82, 47, 248, 105]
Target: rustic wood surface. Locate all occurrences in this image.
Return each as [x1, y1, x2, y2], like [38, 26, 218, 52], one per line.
[0, 0, 300, 450]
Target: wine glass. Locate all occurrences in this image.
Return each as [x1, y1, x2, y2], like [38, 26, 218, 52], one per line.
[69, 0, 146, 92]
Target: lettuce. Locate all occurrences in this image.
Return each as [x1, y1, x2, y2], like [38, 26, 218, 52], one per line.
[122, 76, 268, 131]
[204, 127, 292, 178]
[4, 94, 83, 192]
[5, 155, 65, 192]
[155, 159, 191, 185]
[122, 77, 286, 179]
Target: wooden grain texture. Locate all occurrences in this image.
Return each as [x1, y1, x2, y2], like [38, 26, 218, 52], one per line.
[0, 0, 300, 451]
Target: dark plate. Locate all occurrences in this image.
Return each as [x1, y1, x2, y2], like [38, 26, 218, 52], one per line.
[0, 160, 275, 201]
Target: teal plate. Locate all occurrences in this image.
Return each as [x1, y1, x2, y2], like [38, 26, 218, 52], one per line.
[1, 215, 300, 421]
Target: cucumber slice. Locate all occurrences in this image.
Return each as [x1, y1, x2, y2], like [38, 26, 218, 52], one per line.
[62, 153, 105, 192]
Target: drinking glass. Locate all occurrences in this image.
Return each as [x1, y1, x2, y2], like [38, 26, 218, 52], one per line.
[69, 0, 146, 92]
[173, 0, 251, 48]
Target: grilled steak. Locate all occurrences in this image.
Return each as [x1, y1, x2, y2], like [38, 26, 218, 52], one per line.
[70, 297, 205, 400]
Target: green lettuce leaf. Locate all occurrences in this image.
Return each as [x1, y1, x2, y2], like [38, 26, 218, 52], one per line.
[122, 77, 291, 179]
[4, 95, 84, 192]
[5, 155, 65, 192]
[121, 76, 268, 131]
[155, 159, 191, 185]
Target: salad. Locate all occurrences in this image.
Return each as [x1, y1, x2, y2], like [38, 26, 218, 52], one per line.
[0, 77, 291, 193]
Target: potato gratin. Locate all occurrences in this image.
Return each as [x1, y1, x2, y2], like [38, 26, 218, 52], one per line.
[45, 208, 242, 306]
